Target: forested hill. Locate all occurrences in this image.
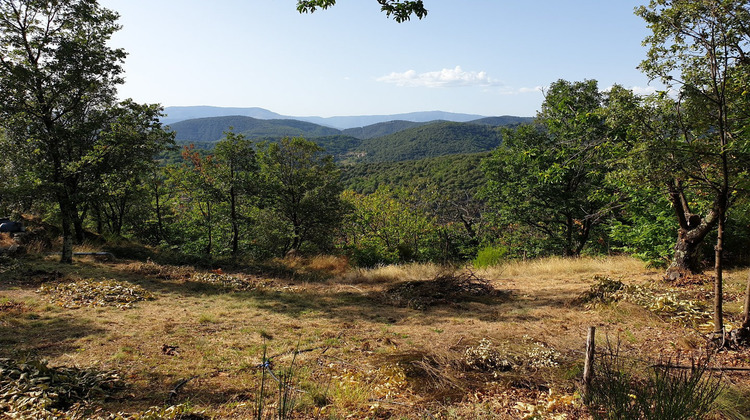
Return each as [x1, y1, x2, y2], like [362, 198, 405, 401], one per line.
[167, 115, 341, 142]
[352, 121, 503, 163]
[168, 115, 521, 164]
[341, 152, 489, 195]
[341, 120, 429, 139]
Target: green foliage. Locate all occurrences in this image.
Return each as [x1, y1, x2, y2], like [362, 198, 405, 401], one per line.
[340, 186, 439, 266]
[607, 183, 675, 268]
[259, 137, 348, 254]
[473, 245, 507, 268]
[0, 0, 174, 262]
[341, 152, 488, 195]
[481, 80, 615, 257]
[354, 121, 502, 163]
[631, 0, 750, 278]
[296, 0, 428, 22]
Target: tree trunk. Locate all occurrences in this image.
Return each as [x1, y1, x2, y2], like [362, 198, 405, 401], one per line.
[713, 215, 725, 341]
[153, 176, 164, 243]
[666, 230, 705, 279]
[737, 271, 750, 344]
[73, 213, 85, 245]
[743, 270, 750, 330]
[230, 184, 239, 256]
[206, 201, 212, 256]
[58, 194, 74, 264]
[665, 181, 719, 280]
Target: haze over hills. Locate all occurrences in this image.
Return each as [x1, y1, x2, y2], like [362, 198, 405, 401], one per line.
[160, 106, 514, 129]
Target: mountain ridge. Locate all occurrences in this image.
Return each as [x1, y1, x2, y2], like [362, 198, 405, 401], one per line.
[161, 105, 529, 130]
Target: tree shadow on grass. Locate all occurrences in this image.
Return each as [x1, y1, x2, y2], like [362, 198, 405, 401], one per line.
[0, 312, 106, 358]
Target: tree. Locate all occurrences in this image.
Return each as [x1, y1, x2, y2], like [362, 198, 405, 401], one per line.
[258, 137, 347, 254]
[297, 0, 427, 22]
[170, 145, 225, 256]
[636, 0, 750, 339]
[481, 80, 616, 257]
[214, 130, 259, 256]
[88, 101, 174, 237]
[0, 0, 130, 263]
[341, 186, 438, 265]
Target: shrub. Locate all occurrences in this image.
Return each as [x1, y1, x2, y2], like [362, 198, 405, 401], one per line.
[473, 245, 507, 268]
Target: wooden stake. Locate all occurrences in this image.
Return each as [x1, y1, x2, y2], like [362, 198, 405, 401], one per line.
[583, 326, 595, 399]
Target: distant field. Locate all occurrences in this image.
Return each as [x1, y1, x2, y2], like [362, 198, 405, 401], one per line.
[1, 254, 749, 418]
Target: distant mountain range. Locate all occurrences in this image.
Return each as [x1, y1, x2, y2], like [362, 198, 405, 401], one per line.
[166, 114, 532, 164]
[161, 106, 529, 130]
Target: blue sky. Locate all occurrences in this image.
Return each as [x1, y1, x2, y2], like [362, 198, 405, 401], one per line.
[100, 0, 658, 118]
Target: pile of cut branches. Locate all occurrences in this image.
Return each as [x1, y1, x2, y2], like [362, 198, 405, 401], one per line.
[37, 278, 155, 309]
[190, 272, 271, 292]
[0, 356, 122, 418]
[383, 270, 505, 310]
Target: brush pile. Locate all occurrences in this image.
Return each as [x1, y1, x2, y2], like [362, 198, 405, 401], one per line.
[383, 270, 504, 310]
[190, 272, 270, 292]
[37, 278, 155, 309]
[0, 356, 122, 418]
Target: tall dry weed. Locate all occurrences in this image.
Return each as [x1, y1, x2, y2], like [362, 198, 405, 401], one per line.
[482, 256, 647, 278]
[341, 262, 444, 284]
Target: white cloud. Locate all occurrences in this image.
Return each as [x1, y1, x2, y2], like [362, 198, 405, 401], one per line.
[630, 85, 665, 96]
[377, 66, 500, 88]
[517, 86, 544, 94]
[496, 85, 544, 95]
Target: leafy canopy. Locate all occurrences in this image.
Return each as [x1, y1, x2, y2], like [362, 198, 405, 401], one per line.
[296, 0, 427, 22]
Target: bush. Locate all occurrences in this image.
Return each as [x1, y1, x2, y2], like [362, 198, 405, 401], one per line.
[473, 245, 507, 268]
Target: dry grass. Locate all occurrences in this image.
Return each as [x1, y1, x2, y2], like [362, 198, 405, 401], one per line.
[0, 255, 747, 419]
[0, 233, 14, 248]
[484, 255, 651, 279]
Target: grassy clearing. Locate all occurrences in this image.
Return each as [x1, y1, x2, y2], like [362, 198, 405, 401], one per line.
[0, 255, 748, 418]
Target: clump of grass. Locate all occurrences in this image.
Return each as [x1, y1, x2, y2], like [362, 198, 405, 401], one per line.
[306, 255, 350, 275]
[37, 278, 155, 309]
[254, 340, 302, 420]
[586, 342, 724, 420]
[0, 255, 25, 279]
[197, 313, 216, 324]
[473, 245, 507, 268]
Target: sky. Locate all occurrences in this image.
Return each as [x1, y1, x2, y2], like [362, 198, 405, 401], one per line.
[99, 0, 660, 118]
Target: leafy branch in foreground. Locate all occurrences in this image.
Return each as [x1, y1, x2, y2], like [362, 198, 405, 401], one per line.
[296, 0, 427, 22]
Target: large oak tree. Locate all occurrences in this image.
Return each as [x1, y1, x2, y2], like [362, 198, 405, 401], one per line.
[0, 0, 170, 263]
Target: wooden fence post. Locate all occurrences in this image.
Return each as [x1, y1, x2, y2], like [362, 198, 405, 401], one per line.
[583, 326, 595, 399]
